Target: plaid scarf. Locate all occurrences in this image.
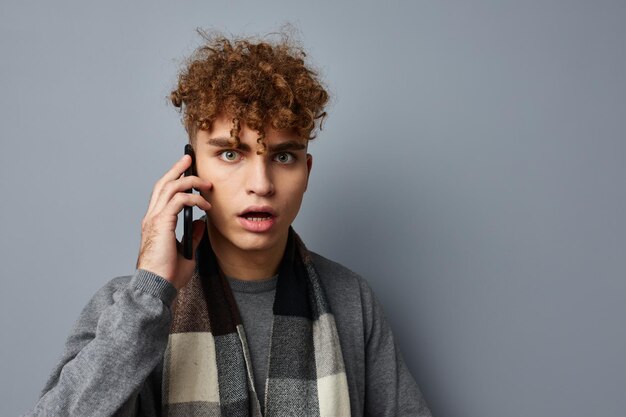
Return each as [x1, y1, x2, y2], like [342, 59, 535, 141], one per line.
[162, 220, 351, 417]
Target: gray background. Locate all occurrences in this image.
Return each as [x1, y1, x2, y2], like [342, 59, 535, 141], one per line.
[1, 1, 625, 416]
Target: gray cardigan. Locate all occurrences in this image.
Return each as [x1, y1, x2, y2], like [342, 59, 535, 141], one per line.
[21, 251, 432, 417]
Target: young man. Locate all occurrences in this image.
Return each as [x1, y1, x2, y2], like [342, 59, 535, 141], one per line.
[21, 31, 433, 417]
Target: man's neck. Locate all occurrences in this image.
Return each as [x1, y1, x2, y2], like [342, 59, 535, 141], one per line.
[206, 223, 287, 281]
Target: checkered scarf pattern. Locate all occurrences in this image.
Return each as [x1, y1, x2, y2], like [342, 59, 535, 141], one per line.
[162, 222, 351, 417]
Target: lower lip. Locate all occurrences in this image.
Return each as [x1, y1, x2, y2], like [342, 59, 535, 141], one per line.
[237, 215, 276, 232]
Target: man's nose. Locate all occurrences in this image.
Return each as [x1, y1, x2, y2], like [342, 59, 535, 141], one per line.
[245, 158, 274, 196]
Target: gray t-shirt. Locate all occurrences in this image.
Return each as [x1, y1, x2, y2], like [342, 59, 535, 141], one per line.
[225, 274, 278, 412]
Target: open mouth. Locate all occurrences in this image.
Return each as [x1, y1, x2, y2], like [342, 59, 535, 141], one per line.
[237, 209, 277, 232]
[239, 211, 274, 221]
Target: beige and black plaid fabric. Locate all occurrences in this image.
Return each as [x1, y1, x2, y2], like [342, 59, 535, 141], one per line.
[162, 221, 351, 417]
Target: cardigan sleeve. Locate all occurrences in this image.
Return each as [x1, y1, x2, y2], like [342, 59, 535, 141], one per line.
[358, 277, 433, 417]
[19, 269, 177, 417]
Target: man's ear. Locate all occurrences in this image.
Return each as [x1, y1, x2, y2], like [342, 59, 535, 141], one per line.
[305, 153, 313, 192]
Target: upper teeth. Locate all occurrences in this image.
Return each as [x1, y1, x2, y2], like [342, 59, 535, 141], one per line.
[245, 216, 270, 221]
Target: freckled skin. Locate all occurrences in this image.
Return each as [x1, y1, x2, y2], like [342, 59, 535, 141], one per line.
[193, 113, 312, 279]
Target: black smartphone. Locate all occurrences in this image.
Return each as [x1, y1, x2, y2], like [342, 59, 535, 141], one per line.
[183, 144, 196, 260]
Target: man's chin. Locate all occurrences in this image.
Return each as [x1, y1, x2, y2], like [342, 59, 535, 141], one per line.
[231, 230, 281, 252]
[207, 220, 288, 254]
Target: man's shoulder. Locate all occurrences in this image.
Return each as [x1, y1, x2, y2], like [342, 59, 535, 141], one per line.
[308, 250, 370, 295]
[309, 250, 359, 278]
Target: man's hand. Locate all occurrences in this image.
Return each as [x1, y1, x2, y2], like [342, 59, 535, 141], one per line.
[136, 154, 212, 291]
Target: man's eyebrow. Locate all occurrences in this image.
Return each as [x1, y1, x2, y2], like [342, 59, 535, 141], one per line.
[206, 137, 251, 152]
[267, 141, 306, 153]
[205, 137, 306, 153]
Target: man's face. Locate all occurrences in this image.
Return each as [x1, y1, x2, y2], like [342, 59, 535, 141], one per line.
[194, 113, 312, 253]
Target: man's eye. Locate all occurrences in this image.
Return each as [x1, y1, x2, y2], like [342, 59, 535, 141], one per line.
[219, 150, 241, 162]
[274, 152, 295, 164]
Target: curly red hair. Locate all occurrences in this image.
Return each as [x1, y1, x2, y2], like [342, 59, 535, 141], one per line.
[169, 27, 330, 154]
